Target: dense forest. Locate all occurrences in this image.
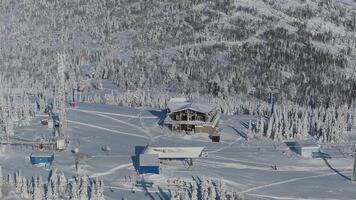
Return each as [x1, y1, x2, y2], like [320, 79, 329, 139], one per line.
[0, 0, 356, 142]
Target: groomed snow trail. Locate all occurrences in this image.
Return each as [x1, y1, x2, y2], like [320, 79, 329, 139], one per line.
[71, 108, 158, 119]
[104, 185, 164, 193]
[207, 137, 243, 154]
[138, 108, 155, 141]
[90, 163, 132, 177]
[246, 193, 336, 200]
[68, 120, 149, 139]
[72, 107, 155, 141]
[76, 108, 152, 134]
[241, 170, 351, 194]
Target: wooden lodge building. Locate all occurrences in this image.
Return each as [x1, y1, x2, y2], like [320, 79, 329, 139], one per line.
[164, 98, 220, 134]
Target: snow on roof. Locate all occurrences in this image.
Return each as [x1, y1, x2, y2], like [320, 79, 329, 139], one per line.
[169, 97, 188, 103]
[139, 154, 159, 166]
[30, 151, 54, 158]
[295, 139, 319, 148]
[143, 147, 205, 159]
[168, 100, 215, 115]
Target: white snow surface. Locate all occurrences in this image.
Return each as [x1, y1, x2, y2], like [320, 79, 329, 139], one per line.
[1, 103, 356, 199]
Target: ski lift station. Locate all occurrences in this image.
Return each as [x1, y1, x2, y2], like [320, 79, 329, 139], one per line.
[285, 140, 320, 158]
[30, 151, 54, 165]
[138, 146, 205, 174]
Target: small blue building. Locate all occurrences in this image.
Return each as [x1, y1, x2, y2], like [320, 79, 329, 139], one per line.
[138, 154, 159, 174]
[30, 151, 54, 165]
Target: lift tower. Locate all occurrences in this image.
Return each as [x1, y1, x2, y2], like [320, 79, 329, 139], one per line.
[352, 152, 356, 181]
[58, 53, 68, 142]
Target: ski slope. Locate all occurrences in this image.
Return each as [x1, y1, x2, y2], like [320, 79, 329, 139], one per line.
[1, 103, 356, 199]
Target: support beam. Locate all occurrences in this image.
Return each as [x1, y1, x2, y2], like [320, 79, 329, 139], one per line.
[352, 155, 356, 181]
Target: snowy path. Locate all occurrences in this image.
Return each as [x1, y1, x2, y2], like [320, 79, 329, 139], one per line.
[207, 137, 243, 154]
[241, 170, 351, 194]
[104, 185, 166, 194]
[74, 109, 150, 134]
[72, 107, 156, 141]
[70, 108, 158, 119]
[208, 155, 273, 168]
[90, 163, 133, 177]
[92, 155, 131, 158]
[138, 108, 155, 141]
[205, 155, 347, 172]
[246, 193, 330, 200]
[68, 120, 149, 139]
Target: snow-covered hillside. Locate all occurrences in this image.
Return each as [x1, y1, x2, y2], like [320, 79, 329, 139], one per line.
[0, 103, 355, 200]
[0, 0, 356, 106]
[2, 1, 356, 199]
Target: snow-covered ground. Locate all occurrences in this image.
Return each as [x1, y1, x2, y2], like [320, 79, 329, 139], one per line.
[2, 103, 356, 199]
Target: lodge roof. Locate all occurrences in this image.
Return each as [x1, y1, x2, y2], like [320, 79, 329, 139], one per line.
[168, 98, 215, 115]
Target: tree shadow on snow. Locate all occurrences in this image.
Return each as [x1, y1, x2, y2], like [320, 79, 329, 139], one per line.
[148, 110, 167, 126]
[131, 146, 147, 171]
[226, 125, 248, 140]
[139, 176, 155, 200]
[192, 176, 203, 200]
[322, 157, 351, 181]
[158, 186, 170, 200]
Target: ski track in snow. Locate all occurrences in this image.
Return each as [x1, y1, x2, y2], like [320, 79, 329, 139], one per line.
[70, 108, 158, 119]
[68, 120, 149, 139]
[74, 108, 151, 135]
[90, 163, 132, 177]
[92, 155, 131, 158]
[104, 185, 165, 193]
[210, 155, 272, 167]
[73, 107, 156, 141]
[241, 170, 351, 194]
[138, 108, 155, 141]
[207, 137, 243, 154]
[246, 193, 337, 200]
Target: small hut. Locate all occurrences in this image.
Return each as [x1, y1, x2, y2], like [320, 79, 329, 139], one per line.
[138, 154, 159, 174]
[30, 151, 54, 165]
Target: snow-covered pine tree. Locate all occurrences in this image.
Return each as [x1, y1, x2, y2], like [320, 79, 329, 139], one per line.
[97, 180, 105, 200]
[209, 181, 216, 200]
[191, 181, 198, 200]
[79, 176, 89, 200]
[21, 176, 30, 199]
[69, 179, 79, 200]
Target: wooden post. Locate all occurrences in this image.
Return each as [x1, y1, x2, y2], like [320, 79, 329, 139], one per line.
[352, 154, 356, 181]
[75, 161, 79, 173]
[0, 165, 3, 198]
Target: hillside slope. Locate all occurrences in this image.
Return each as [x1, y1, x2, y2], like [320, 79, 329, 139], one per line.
[0, 0, 356, 106]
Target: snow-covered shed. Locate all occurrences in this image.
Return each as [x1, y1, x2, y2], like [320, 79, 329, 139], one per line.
[141, 146, 205, 167]
[138, 154, 159, 174]
[30, 151, 54, 165]
[41, 118, 54, 129]
[286, 139, 320, 158]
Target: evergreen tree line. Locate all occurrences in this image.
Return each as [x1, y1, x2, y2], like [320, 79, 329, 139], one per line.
[0, 0, 356, 107]
[79, 89, 354, 142]
[4, 169, 105, 200]
[169, 176, 244, 200]
[0, 92, 35, 140]
[253, 103, 351, 143]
